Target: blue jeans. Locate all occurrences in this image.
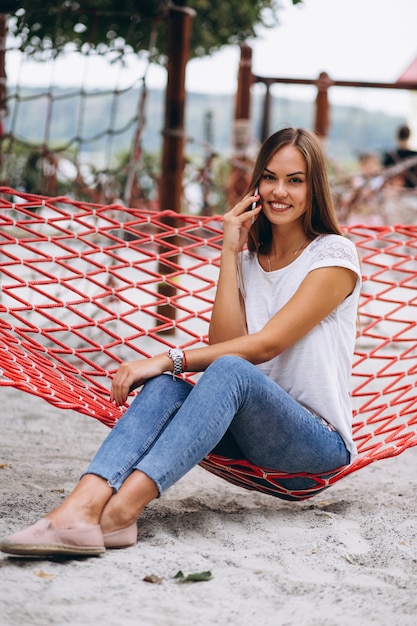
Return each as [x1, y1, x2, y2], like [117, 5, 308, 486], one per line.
[85, 356, 350, 495]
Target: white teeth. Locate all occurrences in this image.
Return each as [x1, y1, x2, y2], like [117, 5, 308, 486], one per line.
[271, 203, 290, 209]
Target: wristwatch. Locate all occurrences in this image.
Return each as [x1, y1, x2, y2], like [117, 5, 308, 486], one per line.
[167, 348, 185, 380]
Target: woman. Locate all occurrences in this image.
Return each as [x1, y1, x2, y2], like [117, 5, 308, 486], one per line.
[0, 128, 361, 558]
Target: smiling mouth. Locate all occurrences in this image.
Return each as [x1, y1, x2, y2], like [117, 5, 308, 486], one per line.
[269, 202, 292, 210]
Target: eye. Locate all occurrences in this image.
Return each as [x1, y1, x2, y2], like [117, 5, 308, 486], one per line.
[262, 173, 275, 181]
[289, 177, 304, 184]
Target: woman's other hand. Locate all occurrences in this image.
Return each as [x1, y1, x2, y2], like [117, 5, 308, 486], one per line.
[110, 354, 169, 406]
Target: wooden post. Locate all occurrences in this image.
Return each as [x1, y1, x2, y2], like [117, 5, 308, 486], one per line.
[227, 43, 254, 209]
[233, 43, 253, 154]
[157, 0, 194, 331]
[261, 80, 272, 142]
[0, 14, 8, 179]
[201, 109, 214, 216]
[314, 71, 332, 140]
[159, 0, 195, 213]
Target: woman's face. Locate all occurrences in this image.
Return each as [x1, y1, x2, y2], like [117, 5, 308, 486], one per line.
[258, 145, 308, 228]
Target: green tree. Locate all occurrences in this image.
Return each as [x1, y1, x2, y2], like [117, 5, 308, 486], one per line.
[6, 0, 302, 60]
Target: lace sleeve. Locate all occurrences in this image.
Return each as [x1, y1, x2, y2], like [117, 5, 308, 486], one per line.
[309, 235, 361, 274]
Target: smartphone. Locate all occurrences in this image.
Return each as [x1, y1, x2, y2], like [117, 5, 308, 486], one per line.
[250, 186, 259, 211]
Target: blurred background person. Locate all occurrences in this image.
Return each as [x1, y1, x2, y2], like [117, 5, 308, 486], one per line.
[382, 125, 417, 188]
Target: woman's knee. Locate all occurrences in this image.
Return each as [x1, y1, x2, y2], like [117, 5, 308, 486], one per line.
[140, 372, 191, 396]
[143, 373, 172, 390]
[206, 355, 249, 375]
[202, 356, 256, 393]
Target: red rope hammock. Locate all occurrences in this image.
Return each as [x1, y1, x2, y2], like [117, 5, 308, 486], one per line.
[1, 187, 417, 500]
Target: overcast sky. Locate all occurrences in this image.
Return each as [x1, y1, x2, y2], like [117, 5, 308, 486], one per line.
[6, 0, 417, 116]
[184, 0, 417, 115]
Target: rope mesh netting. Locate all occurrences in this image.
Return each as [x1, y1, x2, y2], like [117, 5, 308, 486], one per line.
[0, 8, 162, 206]
[1, 187, 417, 500]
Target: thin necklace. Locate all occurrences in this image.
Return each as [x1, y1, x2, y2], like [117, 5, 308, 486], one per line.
[267, 237, 309, 272]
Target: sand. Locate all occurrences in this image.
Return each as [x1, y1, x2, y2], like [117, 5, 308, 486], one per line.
[0, 385, 416, 626]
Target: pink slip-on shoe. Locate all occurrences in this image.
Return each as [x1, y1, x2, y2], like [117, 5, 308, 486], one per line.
[103, 522, 138, 548]
[0, 519, 105, 557]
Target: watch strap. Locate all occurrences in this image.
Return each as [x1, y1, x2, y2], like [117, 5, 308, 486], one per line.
[167, 348, 185, 380]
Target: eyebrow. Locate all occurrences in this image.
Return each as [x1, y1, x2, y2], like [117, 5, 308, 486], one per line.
[264, 167, 306, 177]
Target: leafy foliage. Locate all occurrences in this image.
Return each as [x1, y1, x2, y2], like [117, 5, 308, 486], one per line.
[6, 0, 303, 60]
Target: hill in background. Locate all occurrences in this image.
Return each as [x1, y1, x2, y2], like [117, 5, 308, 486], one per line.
[5, 86, 406, 165]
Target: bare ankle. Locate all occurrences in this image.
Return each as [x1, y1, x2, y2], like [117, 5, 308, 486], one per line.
[100, 471, 158, 533]
[46, 475, 114, 528]
[100, 509, 137, 534]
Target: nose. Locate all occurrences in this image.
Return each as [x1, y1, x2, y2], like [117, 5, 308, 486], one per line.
[272, 180, 288, 197]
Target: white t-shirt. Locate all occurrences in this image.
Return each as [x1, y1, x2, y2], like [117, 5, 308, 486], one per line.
[238, 234, 362, 458]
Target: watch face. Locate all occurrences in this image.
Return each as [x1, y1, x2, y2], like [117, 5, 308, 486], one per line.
[170, 349, 183, 359]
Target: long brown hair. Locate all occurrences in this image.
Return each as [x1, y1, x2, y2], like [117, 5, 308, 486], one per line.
[246, 127, 342, 255]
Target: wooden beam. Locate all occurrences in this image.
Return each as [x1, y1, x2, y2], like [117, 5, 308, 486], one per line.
[160, 0, 195, 213]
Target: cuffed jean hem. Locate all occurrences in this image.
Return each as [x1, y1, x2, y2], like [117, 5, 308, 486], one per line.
[82, 469, 163, 498]
[79, 471, 119, 495]
[82, 374, 194, 493]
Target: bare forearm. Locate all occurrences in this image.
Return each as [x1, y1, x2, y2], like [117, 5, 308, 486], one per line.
[156, 335, 261, 380]
[183, 335, 261, 372]
[208, 249, 247, 343]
